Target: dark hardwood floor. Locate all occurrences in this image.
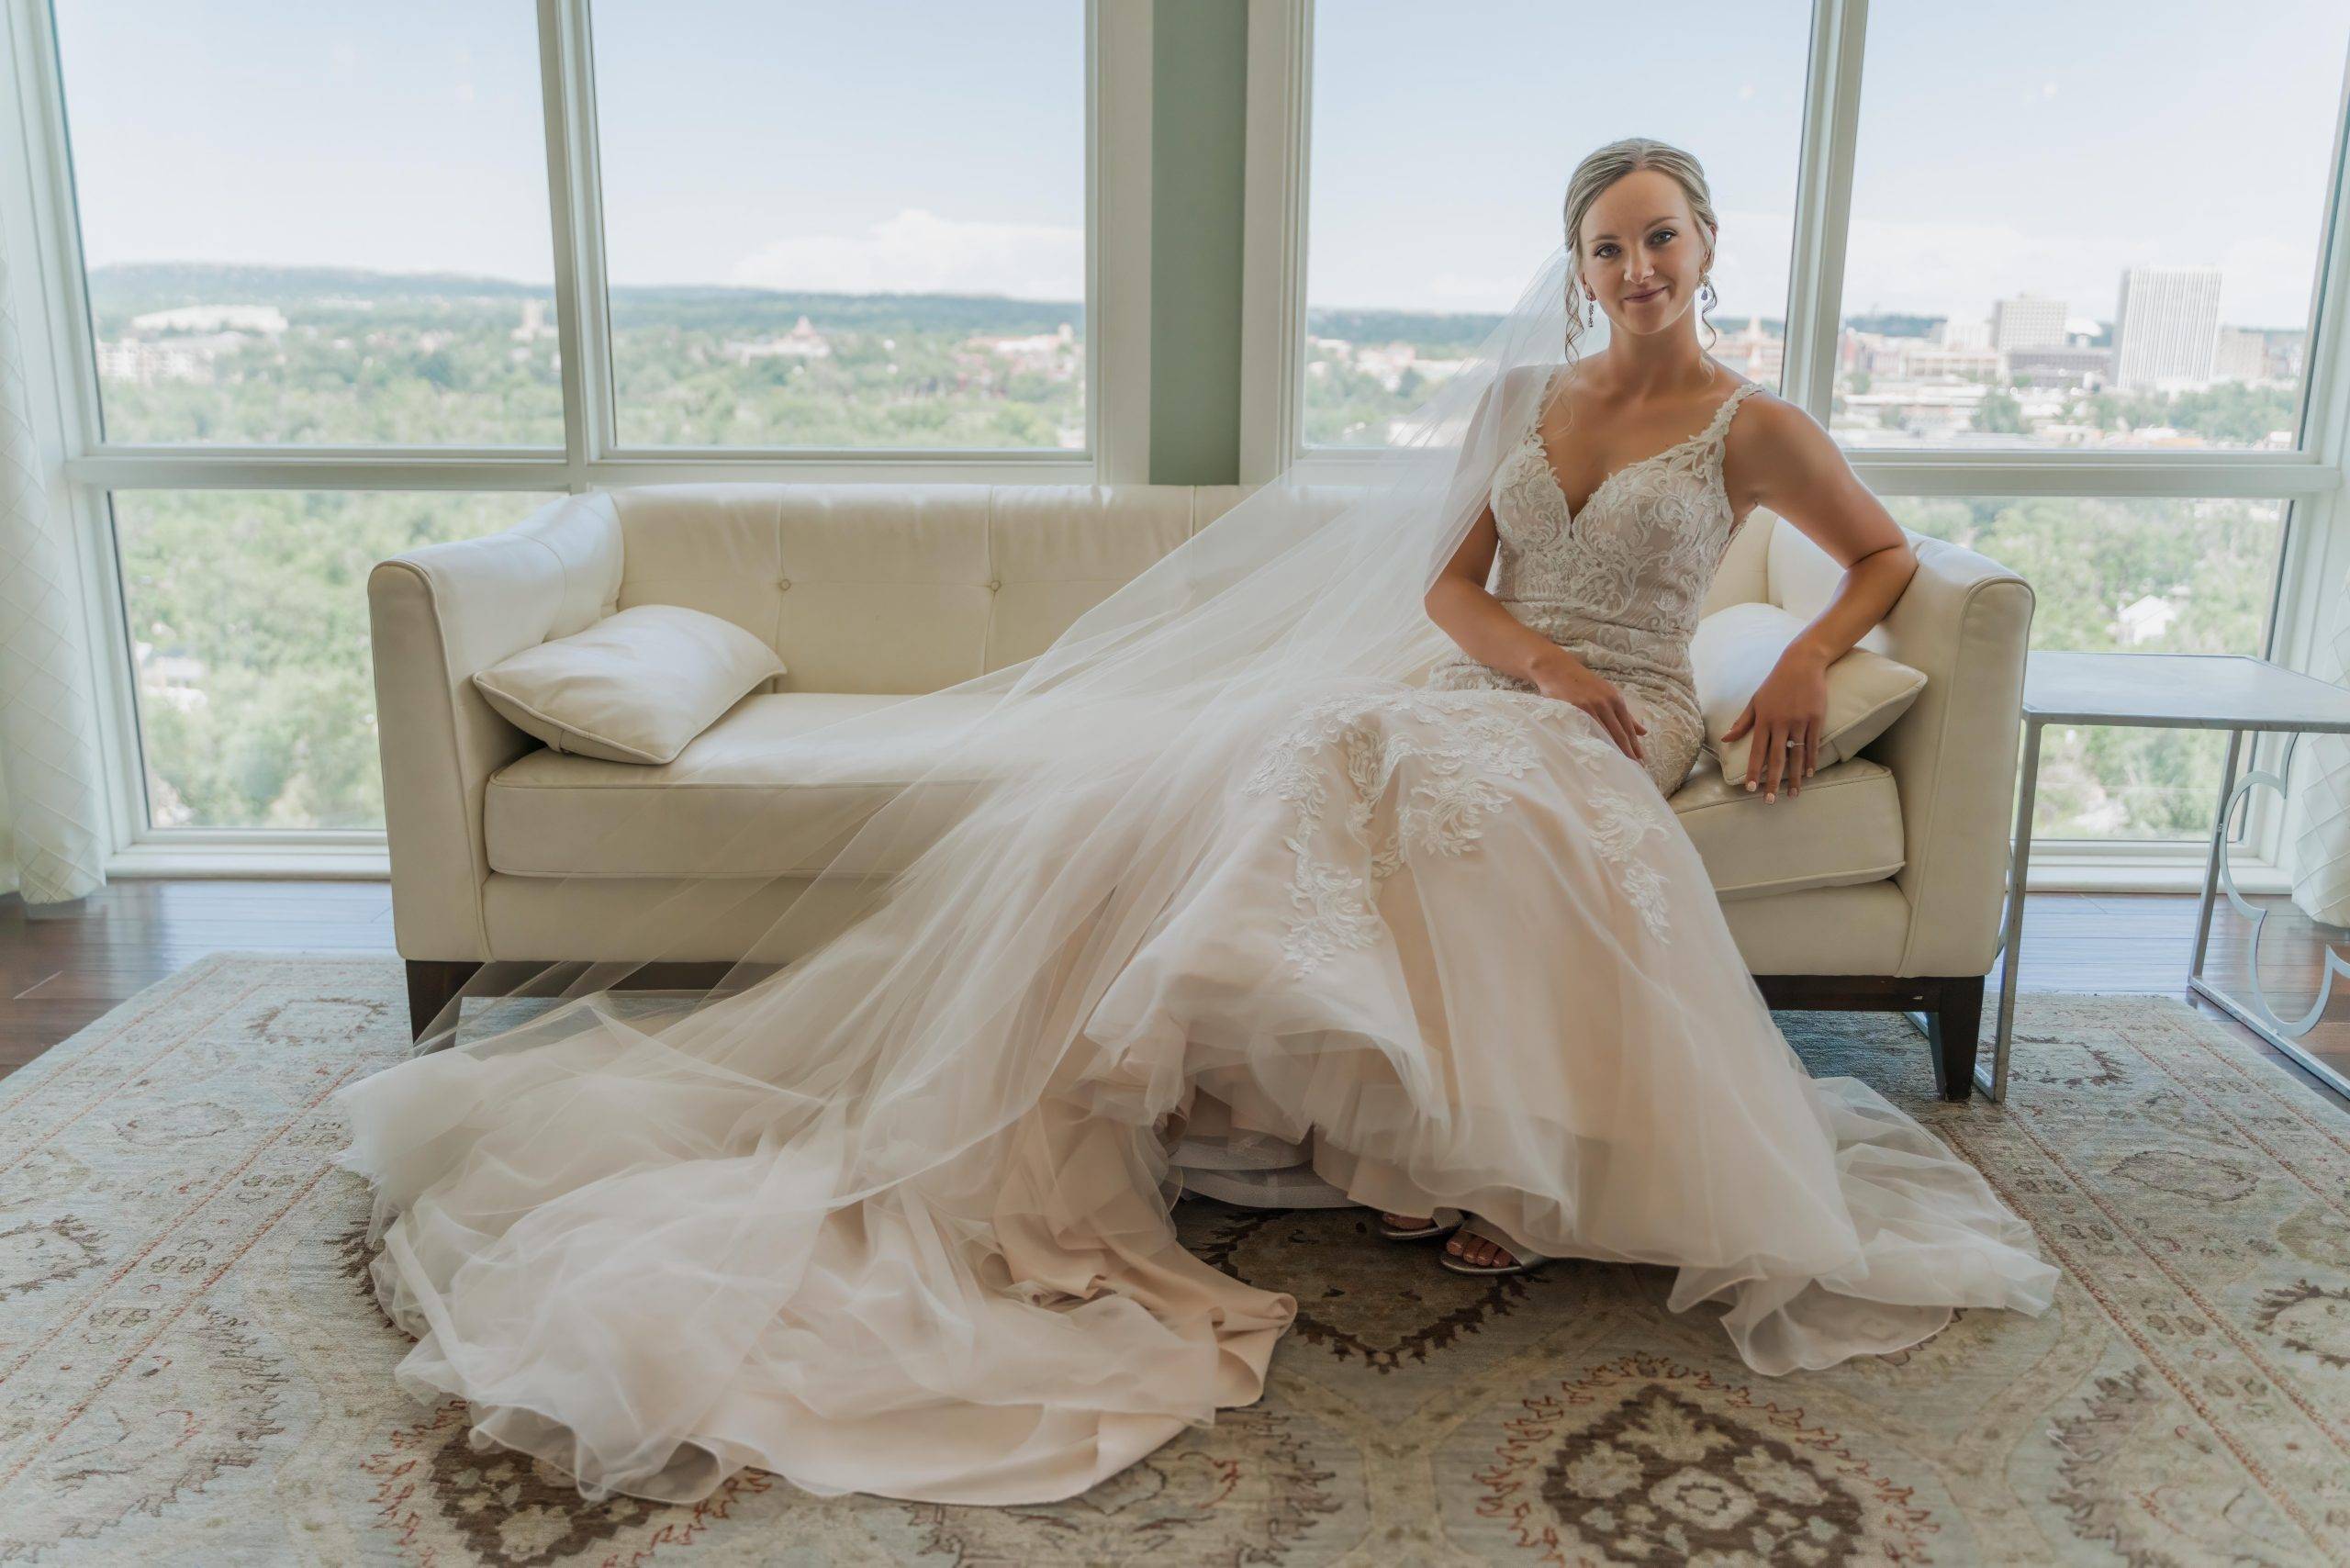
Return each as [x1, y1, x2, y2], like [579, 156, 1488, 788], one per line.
[4, 880, 2348, 1114]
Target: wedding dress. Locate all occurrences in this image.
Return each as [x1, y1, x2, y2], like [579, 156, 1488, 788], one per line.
[333, 249, 2058, 1509]
[1419, 369, 1763, 797]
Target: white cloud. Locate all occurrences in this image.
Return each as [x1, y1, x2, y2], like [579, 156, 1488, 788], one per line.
[729, 207, 1083, 301]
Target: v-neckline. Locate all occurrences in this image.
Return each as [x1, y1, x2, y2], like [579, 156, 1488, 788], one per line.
[1523, 371, 1752, 524]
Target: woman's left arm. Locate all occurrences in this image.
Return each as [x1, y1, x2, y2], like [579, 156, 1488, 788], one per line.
[1719, 393, 1919, 802]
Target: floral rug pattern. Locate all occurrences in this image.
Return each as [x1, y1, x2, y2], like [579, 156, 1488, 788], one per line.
[2, 953, 2347, 1564]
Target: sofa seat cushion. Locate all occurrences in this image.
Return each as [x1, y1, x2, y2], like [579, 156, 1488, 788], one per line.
[1666, 752, 1905, 901]
[489, 690, 1906, 893]
[487, 691, 1002, 879]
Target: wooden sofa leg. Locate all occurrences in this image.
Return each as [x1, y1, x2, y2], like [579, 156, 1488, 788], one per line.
[405, 959, 482, 1042]
[1925, 975, 1983, 1102]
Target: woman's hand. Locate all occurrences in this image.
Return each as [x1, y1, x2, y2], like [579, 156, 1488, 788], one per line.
[1528, 646, 1645, 763]
[1721, 647, 1830, 801]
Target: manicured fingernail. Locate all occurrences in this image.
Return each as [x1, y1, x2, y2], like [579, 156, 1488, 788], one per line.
[1765, 791, 1774, 801]
[1745, 780, 1756, 791]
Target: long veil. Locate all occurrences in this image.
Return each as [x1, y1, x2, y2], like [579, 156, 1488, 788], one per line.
[333, 238, 2055, 1506]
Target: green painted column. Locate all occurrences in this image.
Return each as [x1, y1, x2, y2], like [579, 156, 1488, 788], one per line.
[1148, 0, 1249, 486]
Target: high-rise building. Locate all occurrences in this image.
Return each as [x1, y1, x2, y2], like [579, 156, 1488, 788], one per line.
[1937, 316, 1992, 350]
[1990, 293, 2067, 352]
[2213, 325, 2270, 383]
[2113, 265, 2222, 389]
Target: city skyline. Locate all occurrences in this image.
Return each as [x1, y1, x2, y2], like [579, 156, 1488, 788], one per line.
[82, 252, 2315, 363]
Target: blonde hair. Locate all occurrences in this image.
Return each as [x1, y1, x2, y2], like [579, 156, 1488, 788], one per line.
[1560, 138, 1722, 370]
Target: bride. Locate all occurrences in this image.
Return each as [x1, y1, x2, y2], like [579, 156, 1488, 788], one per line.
[332, 138, 2059, 1508]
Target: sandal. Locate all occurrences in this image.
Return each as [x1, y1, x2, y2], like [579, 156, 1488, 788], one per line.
[1438, 1213, 1553, 1277]
[1375, 1205, 1465, 1243]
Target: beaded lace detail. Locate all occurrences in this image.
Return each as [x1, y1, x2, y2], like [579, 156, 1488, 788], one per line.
[1240, 685, 1673, 976]
[1425, 371, 1763, 799]
[1236, 373, 1756, 977]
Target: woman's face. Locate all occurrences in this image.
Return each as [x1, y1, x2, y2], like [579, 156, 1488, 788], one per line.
[1576, 169, 1709, 336]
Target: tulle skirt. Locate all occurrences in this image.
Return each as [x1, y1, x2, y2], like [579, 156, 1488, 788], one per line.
[331, 676, 2058, 1507]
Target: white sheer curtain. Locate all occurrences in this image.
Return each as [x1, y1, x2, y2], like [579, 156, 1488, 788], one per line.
[0, 765, 17, 898]
[2290, 573, 2350, 926]
[0, 218, 107, 907]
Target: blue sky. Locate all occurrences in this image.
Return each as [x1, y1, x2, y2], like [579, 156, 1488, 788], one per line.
[52, 1, 2350, 330]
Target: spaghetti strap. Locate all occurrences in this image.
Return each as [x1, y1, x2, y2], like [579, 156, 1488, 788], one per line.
[1701, 379, 1762, 445]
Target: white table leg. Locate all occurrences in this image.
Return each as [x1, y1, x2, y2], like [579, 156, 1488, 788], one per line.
[2188, 728, 2244, 980]
[1983, 719, 2044, 1103]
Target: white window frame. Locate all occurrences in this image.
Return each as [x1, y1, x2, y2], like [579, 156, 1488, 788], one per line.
[0, 0, 1151, 876]
[1241, 0, 2350, 895]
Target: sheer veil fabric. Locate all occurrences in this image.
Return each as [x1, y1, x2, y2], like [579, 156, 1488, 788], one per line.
[332, 240, 2060, 1506]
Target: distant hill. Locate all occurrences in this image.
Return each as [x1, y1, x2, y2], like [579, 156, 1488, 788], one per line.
[84, 262, 1089, 334]
[77, 262, 1722, 343]
[86, 262, 550, 308]
[1305, 301, 1782, 349]
[86, 261, 1806, 345]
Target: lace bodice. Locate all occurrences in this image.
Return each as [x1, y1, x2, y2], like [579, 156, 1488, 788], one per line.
[1424, 370, 1764, 795]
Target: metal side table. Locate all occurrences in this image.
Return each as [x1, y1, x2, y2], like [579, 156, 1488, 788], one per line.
[1983, 651, 2350, 1103]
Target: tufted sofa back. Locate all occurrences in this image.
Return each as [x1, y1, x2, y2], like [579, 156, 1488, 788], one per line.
[496, 481, 1782, 697]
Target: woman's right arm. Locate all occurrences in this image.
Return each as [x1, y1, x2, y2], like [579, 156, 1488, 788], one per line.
[1423, 509, 1648, 762]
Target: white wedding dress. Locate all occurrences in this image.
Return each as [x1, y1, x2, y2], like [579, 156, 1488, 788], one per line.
[334, 370, 2059, 1509]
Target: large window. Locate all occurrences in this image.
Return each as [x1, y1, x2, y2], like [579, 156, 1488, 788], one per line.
[1259, 0, 2348, 856]
[1882, 494, 2286, 839]
[1838, 1, 2348, 454]
[592, 2, 1087, 451]
[112, 491, 558, 829]
[52, 3, 562, 448]
[1300, 1, 1813, 446]
[27, 0, 1105, 847]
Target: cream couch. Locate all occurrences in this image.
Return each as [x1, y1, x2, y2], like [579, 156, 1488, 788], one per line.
[370, 483, 2031, 1108]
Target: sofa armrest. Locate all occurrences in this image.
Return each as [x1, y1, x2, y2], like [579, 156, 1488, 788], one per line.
[370, 494, 623, 961]
[1767, 522, 2033, 977]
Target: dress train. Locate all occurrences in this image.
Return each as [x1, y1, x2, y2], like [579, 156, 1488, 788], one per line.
[333, 674, 2058, 1506]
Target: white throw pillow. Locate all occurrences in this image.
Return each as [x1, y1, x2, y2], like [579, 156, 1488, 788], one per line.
[473, 604, 786, 765]
[1691, 601, 1927, 782]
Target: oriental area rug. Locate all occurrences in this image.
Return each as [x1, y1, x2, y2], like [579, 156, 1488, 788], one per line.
[2, 952, 2347, 1565]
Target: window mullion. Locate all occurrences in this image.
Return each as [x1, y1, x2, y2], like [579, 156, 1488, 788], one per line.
[1092, 0, 1153, 484]
[2266, 38, 2350, 678]
[2248, 42, 2350, 874]
[1779, 0, 1867, 421]
[538, 0, 608, 491]
[1237, 0, 1309, 484]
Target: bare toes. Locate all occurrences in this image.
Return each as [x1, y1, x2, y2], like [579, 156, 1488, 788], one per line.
[1446, 1234, 1517, 1269]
